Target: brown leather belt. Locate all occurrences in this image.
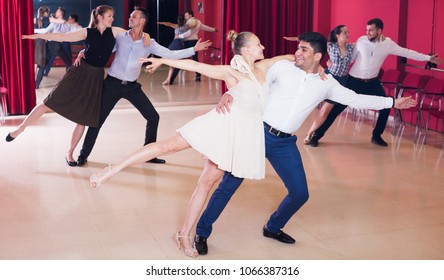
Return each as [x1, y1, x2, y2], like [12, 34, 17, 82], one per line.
[349, 75, 379, 83]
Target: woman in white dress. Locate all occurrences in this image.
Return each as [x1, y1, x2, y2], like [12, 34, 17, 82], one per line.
[90, 30, 294, 257]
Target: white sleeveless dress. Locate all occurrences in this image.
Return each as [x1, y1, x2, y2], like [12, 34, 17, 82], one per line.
[177, 56, 268, 179]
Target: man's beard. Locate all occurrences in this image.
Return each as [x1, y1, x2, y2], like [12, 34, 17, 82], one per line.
[368, 34, 379, 42]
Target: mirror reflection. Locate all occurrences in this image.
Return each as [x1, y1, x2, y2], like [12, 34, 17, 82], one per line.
[32, 0, 222, 106]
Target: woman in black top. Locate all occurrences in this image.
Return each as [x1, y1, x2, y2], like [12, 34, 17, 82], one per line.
[7, 5, 149, 166]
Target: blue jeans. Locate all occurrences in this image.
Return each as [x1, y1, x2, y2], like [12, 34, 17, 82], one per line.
[196, 127, 309, 237]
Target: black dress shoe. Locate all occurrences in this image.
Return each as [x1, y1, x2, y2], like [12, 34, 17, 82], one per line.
[65, 157, 77, 167]
[76, 155, 88, 166]
[371, 136, 388, 147]
[5, 133, 15, 142]
[146, 158, 166, 164]
[309, 134, 319, 147]
[194, 235, 208, 255]
[263, 226, 296, 244]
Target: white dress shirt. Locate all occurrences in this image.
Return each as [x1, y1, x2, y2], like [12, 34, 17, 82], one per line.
[263, 60, 394, 134]
[349, 36, 431, 79]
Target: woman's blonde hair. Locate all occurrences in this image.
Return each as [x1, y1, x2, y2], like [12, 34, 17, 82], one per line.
[36, 6, 50, 28]
[227, 30, 254, 55]
[89, 5, 114, 28]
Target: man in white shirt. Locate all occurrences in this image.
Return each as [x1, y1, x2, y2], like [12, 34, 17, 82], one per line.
[192, 32, 417, 255]
[310, 18, 442, 147]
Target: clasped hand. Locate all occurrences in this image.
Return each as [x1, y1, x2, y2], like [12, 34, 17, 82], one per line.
[139, 57, 162, 74]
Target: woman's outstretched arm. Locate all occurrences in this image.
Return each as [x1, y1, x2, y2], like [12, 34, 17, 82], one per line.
[141, 57, 234, 83]
[23, 28, 87, 42]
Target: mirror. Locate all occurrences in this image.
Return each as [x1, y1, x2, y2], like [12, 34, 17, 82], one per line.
[32, 0, 222, 105]
[33, 0, 125, 28]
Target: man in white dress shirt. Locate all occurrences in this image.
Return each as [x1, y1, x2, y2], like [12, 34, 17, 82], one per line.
[310, 18, 442, 147]
[192, 32, 418, 255]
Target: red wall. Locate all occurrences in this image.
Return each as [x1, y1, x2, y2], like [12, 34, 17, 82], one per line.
[188, 0, 224, 63]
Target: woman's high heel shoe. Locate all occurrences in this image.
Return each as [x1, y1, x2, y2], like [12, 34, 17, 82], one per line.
[175, 231, 198, 258]
[162, 79, 170, 85]
[90, 164, 115, 188]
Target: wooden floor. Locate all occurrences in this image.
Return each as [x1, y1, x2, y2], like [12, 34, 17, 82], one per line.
[1, 67, 443, 260]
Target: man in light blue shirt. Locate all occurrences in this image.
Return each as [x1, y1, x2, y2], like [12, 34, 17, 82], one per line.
[76, 7, 211, 166]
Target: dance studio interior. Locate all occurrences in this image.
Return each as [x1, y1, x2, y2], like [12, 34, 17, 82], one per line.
[1, 0, 443, 262]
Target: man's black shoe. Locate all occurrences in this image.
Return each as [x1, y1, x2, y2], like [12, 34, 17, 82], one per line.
[263, 226, 295, 244]
[76, 155, 88, 166]
[194, 235, 208, 255]
[371, 136, 388, 147]
[309, 134, 319, 147]
[146, 158, 166, 164]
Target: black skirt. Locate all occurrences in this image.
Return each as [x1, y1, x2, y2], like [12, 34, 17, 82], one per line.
[44, 61, 104, 127]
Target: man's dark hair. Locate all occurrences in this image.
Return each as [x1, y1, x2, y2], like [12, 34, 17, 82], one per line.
[134, 6, 149, 21]
[298, 32, 328, 61]
[69, 14, 79, 23]
[367, 18, 384, 30]
[185, 9, 194, 17]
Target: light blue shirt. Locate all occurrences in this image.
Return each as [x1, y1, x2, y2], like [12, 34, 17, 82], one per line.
[108, 31, 195, 82]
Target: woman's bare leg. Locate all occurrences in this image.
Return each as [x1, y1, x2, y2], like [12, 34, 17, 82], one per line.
[177, 160, 223, 257]
[304, 102, 334, 143]
[66, 124, 85, 163]
[90, 133, 191, 187]
[8, 103, 52, 139]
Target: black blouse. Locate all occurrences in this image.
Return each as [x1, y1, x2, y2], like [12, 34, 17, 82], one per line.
[84, 27, 116, 67]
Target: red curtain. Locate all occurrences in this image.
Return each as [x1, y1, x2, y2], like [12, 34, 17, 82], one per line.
[0, 0, 35, 115]
[222, 0, 312, 65]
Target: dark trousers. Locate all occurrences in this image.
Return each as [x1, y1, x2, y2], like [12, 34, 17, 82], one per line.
[35, 66, 45, 89]
[44, 41, 72, 75]
[314, 76, 389, 139]
[196, 127, 309, 238]
[170, 39, 199, 84]
[79, 76, 160, 159]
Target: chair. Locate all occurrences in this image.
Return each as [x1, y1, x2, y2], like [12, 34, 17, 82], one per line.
[418, 78, 444, 143]
[381, 69, 401, 98]
[204, 46, 221, 65]
[0, 74, 9, 123]
[393, 73, 427, 140]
